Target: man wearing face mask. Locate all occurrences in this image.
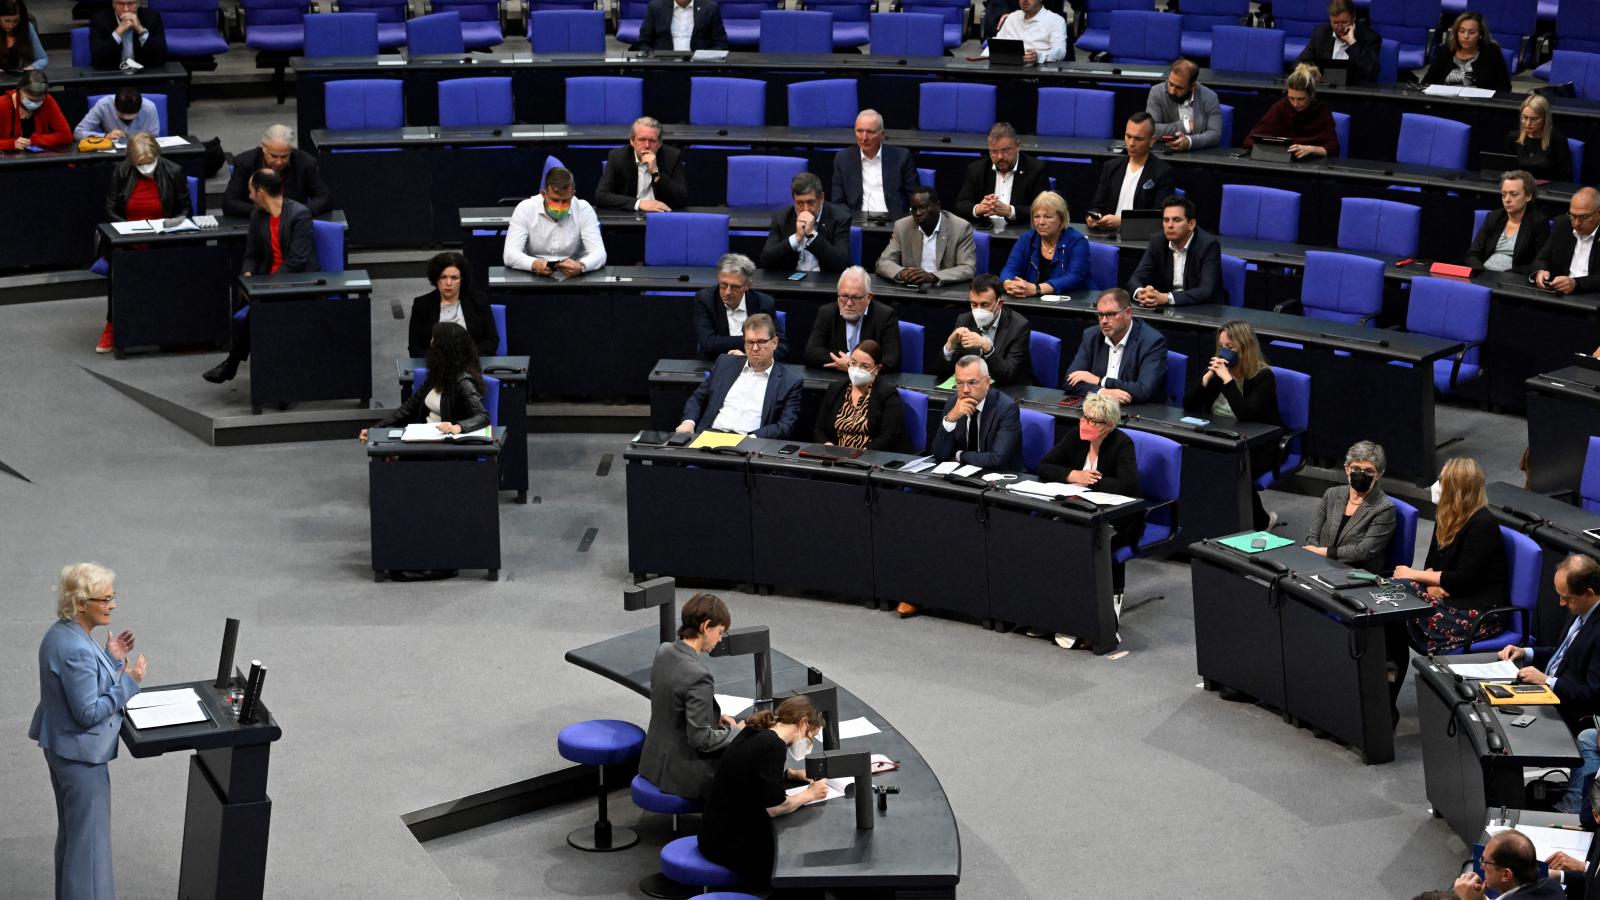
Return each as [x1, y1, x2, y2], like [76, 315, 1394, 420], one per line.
[1146, 59, 1222, 152]
[804, 266, 902, 372]
[1, 70, 71, 150]
[503, 167, 607, 277]
[98, 132, 192, 352]
[74, 87, 159, 140]
[875, 187, 977, 287]
[675, 314, 802, 439]
[693, 253, 786, 362]
[941, 274, 1033, 386]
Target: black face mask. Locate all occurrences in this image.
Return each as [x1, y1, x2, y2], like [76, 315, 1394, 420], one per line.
[1349, 470, 1376, 492]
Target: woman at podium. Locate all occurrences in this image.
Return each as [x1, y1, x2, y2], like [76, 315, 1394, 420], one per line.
[28, 562, 148, 900]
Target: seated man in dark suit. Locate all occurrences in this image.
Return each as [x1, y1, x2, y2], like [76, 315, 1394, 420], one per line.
[693, 252, 787, 362]
[1450, 830, 1567, 900]
[674, 313, 801, 438]
[875, 187, 977, 287]
[635, 0, 727, 51]
[223, 124, 333, 219]
[202, 169, 319, 384]
[804, 266, 901, 372]
[832, 109, 919, 221]
[594, 116, 689, 212]
[932, 355, 1023, 470]
[1534, 187, 1600, 296]
[1128, 195, 1224, 307]
[1063, 288, 1167, 405]
[941, 274, 1032, 386]
[90, 0, 167, 70]
[1498, 553, 1600, 813]
[954, 122, 1049, 230]
[759, 171, 852, 274]
[1296, 0, 1382, 85]
[1086, 113, 1175, 232]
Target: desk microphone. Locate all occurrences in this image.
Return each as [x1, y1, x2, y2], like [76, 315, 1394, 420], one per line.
[1499, 505, 1540, 526]
[940, 136, 951, 143]
[717, 129, 729, 136]
[214, 617, 240, 689]
[677, 274, 691, 282]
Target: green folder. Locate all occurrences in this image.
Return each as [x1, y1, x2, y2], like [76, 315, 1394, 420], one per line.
[1215, 531, 1295, 553]
[937, 376, 957, 390]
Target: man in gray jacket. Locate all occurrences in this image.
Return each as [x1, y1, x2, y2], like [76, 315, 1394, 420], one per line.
[1145, 59, 1223, 152]
[636, 593, 741, 801]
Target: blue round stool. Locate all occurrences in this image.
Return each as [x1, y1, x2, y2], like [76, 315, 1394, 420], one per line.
[660, 835, 741, 892]
[700, 894, 762, 899]
[631, 776, 704, 898]
[557, 719, 646, 852]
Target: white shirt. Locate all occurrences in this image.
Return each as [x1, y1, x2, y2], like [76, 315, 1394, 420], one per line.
[860, 150, 888, 215]
[990, 5, 1067, 63]
[1116, 161, 1145, 217]
[787, 216, 823, 272]
[982, 166, 1018, 228]
[634, 153, 655, 207]
[439, 301, 466, 331]
[1169, 233, 1192, 296]
[710, 363, 770, 433]
[1104, 327, 1130, 384]
[424, 388, 443, 424]
[503, 196, 608, 273]
[1572, 228, 1596, 279]
[1178, 96, 1196, 134]
[919, 216, 941, 274]
[1331, 34, 1350, 60]
[670, 1, 695, 51]
[724, 296, 748, 338]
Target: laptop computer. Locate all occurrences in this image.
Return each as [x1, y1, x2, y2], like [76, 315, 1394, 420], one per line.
[1318, 59, 1351, 88]
[1478, 151, 1520, 181]
[1249, 135, 1293, 163]
[1118, 209, 1163, 243]
[988, 38, 1028, 67]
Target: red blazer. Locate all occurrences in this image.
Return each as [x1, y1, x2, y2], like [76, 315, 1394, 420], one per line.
[0, 91, 72, 149]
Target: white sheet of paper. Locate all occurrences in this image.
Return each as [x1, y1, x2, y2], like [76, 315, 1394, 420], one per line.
[955, 464, 982, 477]
[1081, 490, 1137, 505]
[1486, 824, 1592, 861]
[714, 694, 755, 715]
[1422, 84, 1461, 97]
[1448, 659, 1519, 680]
[155, 136, 189, 148]
[930, 461, 961, 475]
[786, 777, 850, 806]
[127, 701, 208, 729]
[400, 423, 450, 442]
[109, 220, 159, 235]
[126, 687, 200, 709]
[1006, 481, 1088, 498]
[901, 455, 936, 473]
[1458, 86, 1497, 99]
[837, 717, 881, 740]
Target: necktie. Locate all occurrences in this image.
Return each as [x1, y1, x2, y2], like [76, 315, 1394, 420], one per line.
[967, 408, 982, 453]
[1548, 616, 1584, 677]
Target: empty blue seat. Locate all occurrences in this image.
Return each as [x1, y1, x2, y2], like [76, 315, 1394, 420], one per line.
[1337, 197, 1420, 259]
[1219, 184, 1300, 242]
[1208, 25, 1284, 74]
[1271, 0, 1323, 63]
[661, 836, 741, 890]
[1405, 276, 1490, 394]
[71, 27, 91, 67]
[1254, 366, 1309, 489]
[1581, 437, 1600, 513]
[646, 213, 730, 266]
[1114, 430, 1183, 562]
[1220, 253, 1245, 306]
[1549, 50, 1600, 101]
[1389, 497, 1419, 570]
[1109, 10, 1182, 65]
[726, 156, 807, 209]
[918, 82, 996, 134]
[804, 0, 871, 49]
[868, 11, 944, 56]
[758, 9, 833, 53]
[900, 0, 966, 49]
[1572, 137, 1588, 179]
[304, 13, 381, 57]
[973, 230, 989, 273]
[617, 0, 649, 43]
[1397, 113, 1471, 170]
[1165, 350, 1187, 405]
[558, 719, 646, 852]
[438, 77, 514, 128]
[491, 304, 507, 355]
[1076, 0, 1147, 56]
[1030, 330, 1061, 388]
[1019, 408, 1053, 474]
[406, 10, 465, 54]
[788, 79, 857, 129]
[690, 77, 767, 126]
[529, 9, 605, 51]
[312, 219, 348, 272]
[1474, 0, 1538, 71]
[899, 320, 926, 374]
[325, 79, 405, 130]
[87, 93, 170, 135]
[1036, 87, 1114, 139]
[337, 0, 408, 50]
[1283, 250, 1384, 325]
[720, 0, 779, 47]
[1178, 0, 1250, 60]
[565, 77, 643, 126]
[1217, 102, 1234, 148]
[243, 0, 311, 52]
[151, 0, 232, 58]
[1370, 0, 1443, 69]
[898, 387, 929, 452]
[918, 166, 936, 188]
[431, 0, 505, 50]
[1089, 241, 1119, 291]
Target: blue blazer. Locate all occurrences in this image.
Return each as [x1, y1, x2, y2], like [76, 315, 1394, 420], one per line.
[930, 387, 1024, 471]
[692, 286, 787, 361]
[29, 620, 139, 765]
[999, 226, 1090, 292]
[1063, 318, 1169, 404]
[1535, 612, 1600, 732]
[832, 145, 919, 220]
[682, 354, 803, 439]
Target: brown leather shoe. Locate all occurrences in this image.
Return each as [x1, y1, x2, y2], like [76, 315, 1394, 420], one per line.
[895, 602, 920, 618]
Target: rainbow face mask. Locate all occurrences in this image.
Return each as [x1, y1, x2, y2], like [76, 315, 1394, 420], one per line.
[544, 198, 572, 221]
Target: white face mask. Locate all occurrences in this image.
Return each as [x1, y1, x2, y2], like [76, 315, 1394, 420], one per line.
[790, 736, 814, 760]
[1429, 480, 1443, 505]
[135, 162, 157, 177]
[971, 307, 997, 329]
[847, 366, 874, 387]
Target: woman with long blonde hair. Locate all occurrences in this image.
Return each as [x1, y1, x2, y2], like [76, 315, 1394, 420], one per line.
[1396, 457, 1510, 655]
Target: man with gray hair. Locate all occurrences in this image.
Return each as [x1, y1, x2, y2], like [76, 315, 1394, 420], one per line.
[832, 109, 919, 220]
[760, 171, 852, 273]
[223, 123, 332, 218]
[693, 253, 787, 361]
[594, 116, 688, 212]
[804, 266, 902, 371]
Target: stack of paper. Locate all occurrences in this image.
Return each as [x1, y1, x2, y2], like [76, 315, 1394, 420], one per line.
[126, 688, 209, 729]
[687, 431, 745, 450]
[400, 423, 494, 442]
[1005, 481, 1087, 498]
[1081, 490, 1138, 506]
[714, 694, 755, 715]
[837, 717, 882, 740]
[900, 456, 937, 474]
[930, 461, 981, 477]
[786, 777, 852, 806]
[1447, 659, 1519, 680]
[1485, 824, 1592, 861]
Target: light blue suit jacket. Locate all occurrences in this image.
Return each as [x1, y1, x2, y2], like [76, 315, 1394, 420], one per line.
[29, 620, 140, 764]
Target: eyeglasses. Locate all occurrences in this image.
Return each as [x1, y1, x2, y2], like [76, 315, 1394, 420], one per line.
[743, 337, 776, 348]
[838, 293, 868, 304]
[1571, 209, 1600, 221]
[1083, 418, 1110, 428]
[953, 377, 987, 388]
[1094, 308, 1126, 319]
[84, 593, 116, 604]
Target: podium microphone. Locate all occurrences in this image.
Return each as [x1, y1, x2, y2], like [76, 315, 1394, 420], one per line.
[214, 618, 240, 689]
[238, 660, 267, 725]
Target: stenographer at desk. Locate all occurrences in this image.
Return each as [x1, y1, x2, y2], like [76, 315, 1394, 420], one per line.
[360, 324, 491, 441]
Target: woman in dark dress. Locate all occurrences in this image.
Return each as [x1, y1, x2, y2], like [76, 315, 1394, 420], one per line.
[1506, 93, 1574, 183]
[361, 323, 490, 441]
[1419, 12, 1512, 94]
[1243, 64, 1338, 159]
[1184, 320, 1282, 530]
[407, 251, 500, 359]
[813, 339, 908, 451]
[1039, 390, 1141, 594]
[699, 695, 830, 891]
[1396, 456, 1510, 654]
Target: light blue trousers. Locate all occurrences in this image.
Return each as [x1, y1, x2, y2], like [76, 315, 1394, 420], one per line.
[44, 749, 115, 900]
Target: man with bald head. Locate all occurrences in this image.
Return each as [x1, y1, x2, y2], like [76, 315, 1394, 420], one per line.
[803, 266, 903, 372]
[1146, 59, 1223, 152]
[832, 110, 919, 220]
[1534, 187, 1600, 295]
[223, 124, 332, 219]
[1451, 830, 1565, 900]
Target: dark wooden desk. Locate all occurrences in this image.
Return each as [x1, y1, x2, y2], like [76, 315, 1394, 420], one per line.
[366, 427, 505, 580]
[1487, 480, 1600, 647]
[396, 356, 530, 502]
[1525, 365, 1600, 494]
[239, 271, 373, 414]
[52, 63, 192, 137]
[99, 217, 248, 356]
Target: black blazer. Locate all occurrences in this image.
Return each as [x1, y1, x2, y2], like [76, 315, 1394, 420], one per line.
[1535, 611, 1600, 732]
[1464, 208, 1551, 274]
[408, 289, 500, 358]
[635, 0, 728, 50]
[759, 201, 853, 273]
[804, 301, 902, 371]
[105, 157, 189, 221]
[929, 387, 1024, 471]
[1090, 155, 1176, 219]
[1420, 43, 1512, 94]
[954, 153, 1050, 223]
[373, 371, 491, 432]
[242, 199, 319, 277]
[831, 144, 919, 220]
[1507, 127, 1576, 183]
[1064, 318, 1169, 403]
[1038, 426, 1138, 495]
[813, 380, 909, 452]
[88, 7, 167, 70]
[1296, 22, 1383, 84]
[1127, 228, 1224, 306]
[692, 286, 786, 360]
[223, 147, 334, 219]
[594, 143, 689, 211]
[1534, 217, 1600, 293]
[1184, 367, 1281, 476]
[1422, 506, 1508, 614]
[942, 307, 1033, 386]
